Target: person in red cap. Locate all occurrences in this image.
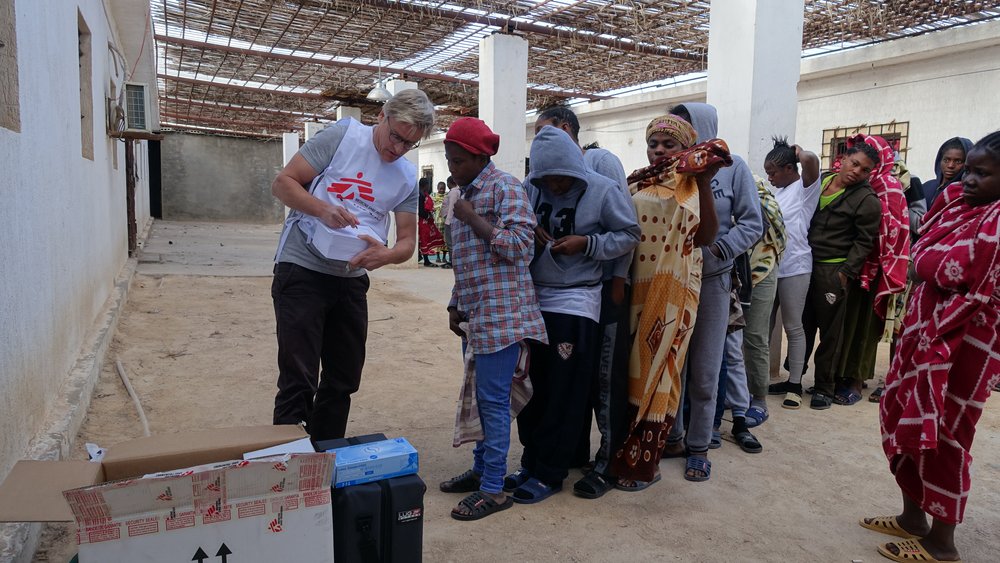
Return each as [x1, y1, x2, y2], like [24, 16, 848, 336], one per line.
[438, 117, 548, 521]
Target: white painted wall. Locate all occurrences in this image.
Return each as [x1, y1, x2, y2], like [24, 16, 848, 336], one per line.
[0, 0, 152, 479]
[415, 19, 1000, 185]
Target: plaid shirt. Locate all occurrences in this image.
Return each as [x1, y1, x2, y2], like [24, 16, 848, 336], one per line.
[449, 162, 548, 354]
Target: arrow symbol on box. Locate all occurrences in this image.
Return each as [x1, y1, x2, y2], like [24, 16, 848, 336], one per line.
[192, 547, 208, 562]
[216, 543, 232, 562]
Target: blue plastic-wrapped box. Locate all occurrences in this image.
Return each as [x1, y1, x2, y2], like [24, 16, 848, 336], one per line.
[326, 437, 418, 488]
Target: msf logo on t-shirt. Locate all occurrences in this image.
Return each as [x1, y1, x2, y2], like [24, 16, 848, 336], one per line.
[328, 172, 375, 202]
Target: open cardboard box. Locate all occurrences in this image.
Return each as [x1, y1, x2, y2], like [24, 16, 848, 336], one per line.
[0, 424, 308, 523]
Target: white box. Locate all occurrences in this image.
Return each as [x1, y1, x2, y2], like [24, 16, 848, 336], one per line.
[64, 453, 335, 563]
[309, 224, 385, 262]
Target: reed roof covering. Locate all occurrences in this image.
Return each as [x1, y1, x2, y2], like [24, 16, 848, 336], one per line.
[152, 0, 1000, 137]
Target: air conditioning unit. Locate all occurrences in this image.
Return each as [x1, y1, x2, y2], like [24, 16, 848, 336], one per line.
[123, 82, 151, 132]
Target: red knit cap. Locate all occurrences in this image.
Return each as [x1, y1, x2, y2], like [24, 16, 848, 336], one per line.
[445, 117, 500, 156]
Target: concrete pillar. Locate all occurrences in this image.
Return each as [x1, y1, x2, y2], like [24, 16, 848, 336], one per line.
[386, 79, 418, 95]
[304, 122, 324, 140]
[707, 0, 804, 177]
[385, 80, 418, 264]
[479, 33, 528, 180]
[282, 132, 299, 219]
[336, 106, 362, 121]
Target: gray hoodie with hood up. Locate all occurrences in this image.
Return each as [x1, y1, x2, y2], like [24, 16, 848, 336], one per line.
[672, 103, 763, 278]
[525, 126, 640, 288]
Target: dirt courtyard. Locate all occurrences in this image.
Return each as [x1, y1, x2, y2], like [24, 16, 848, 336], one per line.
[33, 221, 1000, 562]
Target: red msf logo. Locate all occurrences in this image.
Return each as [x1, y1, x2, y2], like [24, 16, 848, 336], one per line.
[268, 518, 283, 533]
[328, 172, 375, 202]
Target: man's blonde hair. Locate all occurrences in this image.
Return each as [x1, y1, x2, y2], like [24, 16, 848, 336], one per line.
[383, 89, 436, 138]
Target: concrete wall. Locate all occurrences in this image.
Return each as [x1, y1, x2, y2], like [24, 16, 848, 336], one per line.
[160, 132, 285, 223]
[0, 0, 151, 483]
[415, 19, 1000, 184]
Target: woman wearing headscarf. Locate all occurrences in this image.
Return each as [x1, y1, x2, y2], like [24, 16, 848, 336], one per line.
[923, 137, 973, 210]
[609, 115, 728, 490]
[861, 131, 1000, 563]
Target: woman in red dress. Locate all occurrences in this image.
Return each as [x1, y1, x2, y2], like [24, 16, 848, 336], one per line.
[418, 178, 444, 266]
[861, 131, 1000, 563]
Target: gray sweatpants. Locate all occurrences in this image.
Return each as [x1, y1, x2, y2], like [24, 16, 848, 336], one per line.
[668, 272, 731, 454]
[723, 329, 750, 417]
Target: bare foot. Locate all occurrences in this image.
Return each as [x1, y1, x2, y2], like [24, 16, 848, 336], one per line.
[890, 513, 931, 537]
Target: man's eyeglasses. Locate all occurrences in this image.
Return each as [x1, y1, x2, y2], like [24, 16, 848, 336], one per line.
[387, 117, 421, 150]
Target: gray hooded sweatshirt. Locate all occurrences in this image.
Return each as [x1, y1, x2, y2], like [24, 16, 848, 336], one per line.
[525, 126, 640, 288]
[673, 103, 764, 278]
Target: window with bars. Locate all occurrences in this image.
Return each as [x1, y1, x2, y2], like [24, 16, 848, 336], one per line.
[820, 121, 909, 170]
[125, 84, 148, 131]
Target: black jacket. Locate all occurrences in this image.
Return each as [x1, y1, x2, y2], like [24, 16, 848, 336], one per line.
[808, 174, 882, 280]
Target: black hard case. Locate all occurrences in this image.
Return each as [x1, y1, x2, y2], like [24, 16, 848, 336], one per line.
[315, 434, 426, 563]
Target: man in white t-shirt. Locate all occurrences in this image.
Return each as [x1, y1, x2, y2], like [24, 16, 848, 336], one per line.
[270, 89, 435, 441]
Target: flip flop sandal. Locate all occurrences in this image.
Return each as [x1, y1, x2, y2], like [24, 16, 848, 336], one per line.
[573, 471, 617, 499]
[614, 473, 661, 492]
[876, 538, 962, 562]
[782, 391, 802, 410]
[732, 430, 763, 454]
[859, 516, 923, 539]
[450, 491, 514, 521]
[869, 386, 885, 403]
[745, 406, 769, 428]
[810, 392, 833, 410]
[503, 468, 531, 492]
[684, 456, 712, 482]
[439, 469, 481, 493]
[708, 429, 722, 449]
[834, 389, 863, 406]
[510, 477, 562, 505]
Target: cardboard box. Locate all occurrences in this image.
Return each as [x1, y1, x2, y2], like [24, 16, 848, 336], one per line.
[66, 453, 334, 563]
[326, 437, 418, 488]
[0, 425, 307, 523]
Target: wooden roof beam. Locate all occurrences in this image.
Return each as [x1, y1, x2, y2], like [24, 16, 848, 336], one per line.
[158, 73, 376, 106]
[155, 34, 607, 101]
[161, 96, 335, 121]
[355, 0, 706, 63]
[161, 122, 286, 139]
[161, 110, 299, 131]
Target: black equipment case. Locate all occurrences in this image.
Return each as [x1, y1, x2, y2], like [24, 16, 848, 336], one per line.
[315, 433, 426, 563]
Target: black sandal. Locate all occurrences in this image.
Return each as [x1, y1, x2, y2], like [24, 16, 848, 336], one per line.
[732, 430, 763, 454]
[439, 469, 481, 493]
[450, 491, 513, 521]
[572, 471, 616, 499]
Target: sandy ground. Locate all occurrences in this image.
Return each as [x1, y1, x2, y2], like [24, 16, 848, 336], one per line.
[32, 221, 1000, 563]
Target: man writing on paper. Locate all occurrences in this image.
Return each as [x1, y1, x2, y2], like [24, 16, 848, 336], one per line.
[270, 89, 436, 441]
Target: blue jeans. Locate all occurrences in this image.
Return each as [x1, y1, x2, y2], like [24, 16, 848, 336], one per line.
[468, 342, 521, 494]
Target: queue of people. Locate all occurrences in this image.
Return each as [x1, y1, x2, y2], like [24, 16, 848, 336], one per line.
[267, 88, 999, 562]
